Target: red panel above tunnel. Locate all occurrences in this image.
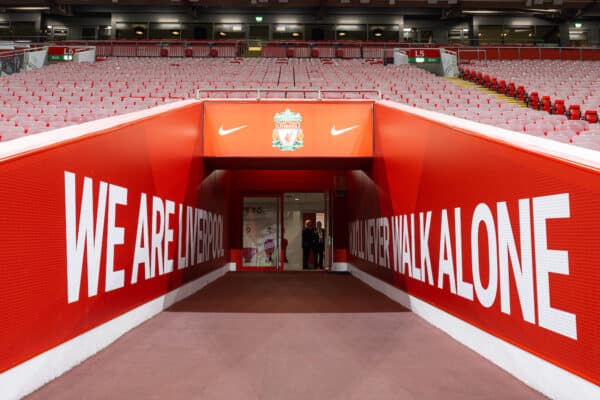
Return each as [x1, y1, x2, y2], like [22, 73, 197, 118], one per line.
[202, 100, 373, 168]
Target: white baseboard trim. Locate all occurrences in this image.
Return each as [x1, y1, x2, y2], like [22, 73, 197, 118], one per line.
[331, 262, 349, 272]
[349, 264, 600, 400]
[0, 263, 232, 400]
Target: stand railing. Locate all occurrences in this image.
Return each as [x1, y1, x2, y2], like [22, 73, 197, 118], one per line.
[195, 88, 383, 100]
[3, 40, 600, 62]
[454, 46, 600, 63]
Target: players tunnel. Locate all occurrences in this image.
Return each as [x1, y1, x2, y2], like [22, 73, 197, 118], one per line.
[201, 100, 374, 272]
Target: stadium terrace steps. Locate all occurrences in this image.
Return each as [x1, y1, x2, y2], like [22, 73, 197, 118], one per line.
[446, 77, 526, 108]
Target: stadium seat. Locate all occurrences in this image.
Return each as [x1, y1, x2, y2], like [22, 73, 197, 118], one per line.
[568, 104, 581, 120]
[584, 110, 598, 124]
[527, 92, 540, 109]
[553, 99, 566, 115]
[541, 96, 552, 113]
[508, 82, 516, 97]
[491, 77, 497, 91]
[498, 80, 506, 94]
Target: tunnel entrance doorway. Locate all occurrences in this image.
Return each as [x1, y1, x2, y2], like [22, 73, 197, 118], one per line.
[241, 191, 330, 271]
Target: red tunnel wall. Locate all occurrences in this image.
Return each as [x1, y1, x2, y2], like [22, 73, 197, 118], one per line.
[0, 103, 231, 374]
[347, 101, 600, 386]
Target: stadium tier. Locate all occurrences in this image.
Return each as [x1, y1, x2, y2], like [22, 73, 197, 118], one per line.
[3, 56, 600, 150]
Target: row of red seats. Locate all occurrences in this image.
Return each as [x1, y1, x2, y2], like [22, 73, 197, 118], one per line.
[461, 67, 598, 123]
[525, 95, 597, 122]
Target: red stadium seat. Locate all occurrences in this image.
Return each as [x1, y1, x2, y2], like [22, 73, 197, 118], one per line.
[527, 92, 539, 109]
[584, 110, 598, 123]
[516, 86, 525, 100]
[540, 96, 552, 113]
[491, 77, 498, 91]
[567, 104, 581, 120]
[553, 99, 565, 115]
[508, 82, 516, 97]
[483, 74, 490, 87]
[498, 80, 506, 93]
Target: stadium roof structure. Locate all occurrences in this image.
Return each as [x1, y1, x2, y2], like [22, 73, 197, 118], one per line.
[1, 0, 598, 12]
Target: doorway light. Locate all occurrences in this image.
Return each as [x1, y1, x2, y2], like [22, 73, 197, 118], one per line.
[7, 6, 50, 10]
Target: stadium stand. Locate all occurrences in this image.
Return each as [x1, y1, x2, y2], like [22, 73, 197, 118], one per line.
[461, 60, 600, 149]
[1, 56, 600, 150]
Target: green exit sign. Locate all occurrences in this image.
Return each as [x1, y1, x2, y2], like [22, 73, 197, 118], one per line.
[409, 57, 441, 63]
[48, 54, 73, 61]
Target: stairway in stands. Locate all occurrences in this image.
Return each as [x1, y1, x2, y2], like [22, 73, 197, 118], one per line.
[446, 77, 526, 108]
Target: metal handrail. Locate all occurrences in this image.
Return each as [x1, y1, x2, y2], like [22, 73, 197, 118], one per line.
[0, 44, 95, 60]
[0, 45, 45, 58]
[196, 88, 382, 100]
[456, 48, 488, 64]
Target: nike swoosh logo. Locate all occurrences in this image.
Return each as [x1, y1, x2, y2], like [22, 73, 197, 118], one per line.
[331, 125, 359, 136]
[218, 125, 247, 136]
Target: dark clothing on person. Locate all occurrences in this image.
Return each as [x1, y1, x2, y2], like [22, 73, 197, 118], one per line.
[302, 227, 316, 269]
[302, 246, 312, 270]
[313, 227, 325, 269]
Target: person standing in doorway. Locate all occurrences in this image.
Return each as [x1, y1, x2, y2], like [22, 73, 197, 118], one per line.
[302, 219, 315, 270]
[313, 221, 326, 270]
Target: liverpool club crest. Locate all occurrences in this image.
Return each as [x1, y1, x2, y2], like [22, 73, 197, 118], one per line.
[272, 108, 303, 151]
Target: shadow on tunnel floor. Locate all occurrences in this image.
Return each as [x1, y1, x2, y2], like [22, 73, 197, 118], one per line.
[167, 271, 409, 313]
